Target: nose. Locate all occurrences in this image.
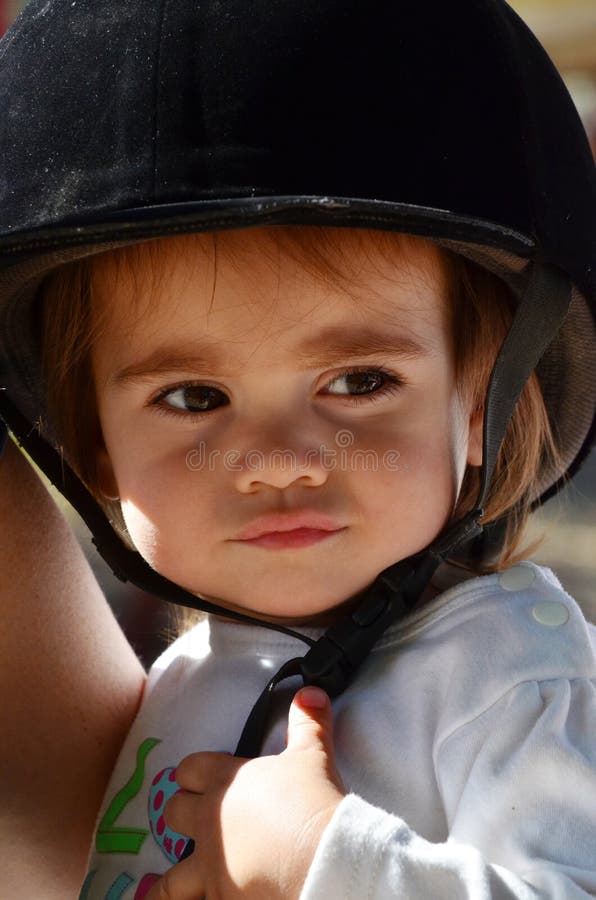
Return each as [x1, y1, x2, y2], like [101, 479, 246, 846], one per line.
[232, 422, 330, 494]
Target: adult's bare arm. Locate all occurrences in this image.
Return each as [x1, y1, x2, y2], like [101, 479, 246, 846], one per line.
[0, 438, 146, 899]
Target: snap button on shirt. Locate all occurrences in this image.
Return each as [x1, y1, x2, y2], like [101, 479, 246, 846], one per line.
[531, 601, 570, 627]
[498, 565, 536, 591]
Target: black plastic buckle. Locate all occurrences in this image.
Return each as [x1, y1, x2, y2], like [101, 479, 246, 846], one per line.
[299, 574, 410, 696]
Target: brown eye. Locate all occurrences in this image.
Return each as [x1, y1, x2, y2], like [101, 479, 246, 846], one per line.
[339, 372, 384, 394]
[325, 369, 400, 397]
[160, 384, 229, 413]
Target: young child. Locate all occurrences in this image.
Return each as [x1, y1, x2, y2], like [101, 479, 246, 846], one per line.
[0, 1, 594, 899]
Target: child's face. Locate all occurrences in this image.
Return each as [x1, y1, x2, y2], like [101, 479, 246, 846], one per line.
[92, 228, 482, 624]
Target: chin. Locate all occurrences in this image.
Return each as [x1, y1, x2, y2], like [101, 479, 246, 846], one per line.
[185, 581, 349, 625]
[174, 564, 377, 624]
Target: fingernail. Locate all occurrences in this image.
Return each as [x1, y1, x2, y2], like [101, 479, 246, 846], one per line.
[180, 838, 195, 860]
[298, 686, 328, 709]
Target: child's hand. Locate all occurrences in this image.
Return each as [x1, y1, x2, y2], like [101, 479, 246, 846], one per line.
[145, 687, 345, 900]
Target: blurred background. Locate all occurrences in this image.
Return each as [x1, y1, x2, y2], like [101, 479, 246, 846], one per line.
[2, 0, 594, 666]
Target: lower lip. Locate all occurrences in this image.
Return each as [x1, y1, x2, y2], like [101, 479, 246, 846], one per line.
[239, 527, 344, 549]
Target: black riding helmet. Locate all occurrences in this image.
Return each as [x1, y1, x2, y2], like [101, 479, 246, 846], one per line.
[0, 0, 595, 757]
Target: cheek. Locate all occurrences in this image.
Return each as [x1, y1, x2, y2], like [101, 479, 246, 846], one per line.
[119, 488, 208, 580]
[120, 502, 161, 562]
[105, 420, 196, 504]
[350, 422, 464, 538]
[113, 451, 215, 564]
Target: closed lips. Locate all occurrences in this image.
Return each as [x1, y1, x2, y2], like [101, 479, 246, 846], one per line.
[235, 512, 343, 540]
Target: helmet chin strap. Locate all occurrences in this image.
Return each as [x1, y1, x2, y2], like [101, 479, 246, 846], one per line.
[0, 262, 572, 774]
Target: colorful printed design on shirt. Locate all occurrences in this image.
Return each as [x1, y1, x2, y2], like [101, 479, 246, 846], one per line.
[79, 869, 137, 899]
[96, 737, 161, 855]
[133, 874, 162, 899]
[79, 739, 193, 897]
[79, 739, 169, 898]
[148, 766, 192, 862]
[79, 869, 162, 900]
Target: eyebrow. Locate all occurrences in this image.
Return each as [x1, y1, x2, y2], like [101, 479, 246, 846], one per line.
[295, 325, 428, 366]
[111, 325, 429, 386]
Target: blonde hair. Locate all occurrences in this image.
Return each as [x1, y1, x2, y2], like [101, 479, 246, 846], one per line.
[39, 228, 560, 582]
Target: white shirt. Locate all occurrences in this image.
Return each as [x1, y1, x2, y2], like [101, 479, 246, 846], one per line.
[82, 562, 596, 899]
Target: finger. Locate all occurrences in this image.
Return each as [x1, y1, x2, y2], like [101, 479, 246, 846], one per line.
[164, 790, 204, 837]
[286, 687, 335, 757]
[142, 857, 204, 900]
[142, 856, 205, 900]
[176, 751, 240, 792]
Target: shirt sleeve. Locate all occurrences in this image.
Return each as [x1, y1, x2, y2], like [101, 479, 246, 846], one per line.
[300, 677, 596, 899]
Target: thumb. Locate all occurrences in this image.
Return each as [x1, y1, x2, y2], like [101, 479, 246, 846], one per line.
[286, 686, 335, 756]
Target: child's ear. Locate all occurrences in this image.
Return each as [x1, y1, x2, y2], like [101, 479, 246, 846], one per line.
[96, 444, 120, 501]
[466, 406, 483, 467]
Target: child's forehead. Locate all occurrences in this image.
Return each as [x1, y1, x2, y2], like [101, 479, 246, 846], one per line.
[89, 227, 451, 341]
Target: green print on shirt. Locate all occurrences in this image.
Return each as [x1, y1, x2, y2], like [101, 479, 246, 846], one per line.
[96, 738, 161, 854]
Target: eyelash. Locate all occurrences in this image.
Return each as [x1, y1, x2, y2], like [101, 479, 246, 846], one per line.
[149, 366, 405, 419]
